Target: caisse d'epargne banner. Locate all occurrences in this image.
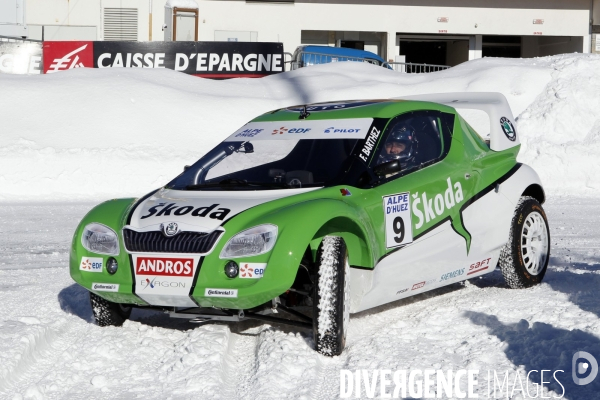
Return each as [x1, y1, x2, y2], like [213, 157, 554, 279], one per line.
[0, 41, 43, 74]
[43, 41, 284, 78]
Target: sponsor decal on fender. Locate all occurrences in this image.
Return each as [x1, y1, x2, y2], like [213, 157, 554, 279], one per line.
[440, 268, 465, 282]
[205, 288, 238, 298]
[92, 283, 119, 292]
[239, 263, 267, 279]
[467, 257, 492, 275]
[80, 257, 103, 273]
[396, 288, 408, 295]
[141, 202, 231, 221]
[412, 177, 464, 229]
[412, 281, 425, 290]
[135, 257, 194, 277]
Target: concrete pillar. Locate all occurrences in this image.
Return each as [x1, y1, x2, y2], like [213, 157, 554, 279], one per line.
[468, 34, 482, 60]
[583, 34, 591, 53]
[386, 31, 396, 62]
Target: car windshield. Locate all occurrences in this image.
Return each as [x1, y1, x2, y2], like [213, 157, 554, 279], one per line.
[166, 118, 374, 191]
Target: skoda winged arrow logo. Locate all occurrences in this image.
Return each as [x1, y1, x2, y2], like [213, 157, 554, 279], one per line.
[161, 222, 180, 237]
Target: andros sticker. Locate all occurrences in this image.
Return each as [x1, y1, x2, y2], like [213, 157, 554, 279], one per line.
[383, 192, 413, 248]
[80, 257, 103, 273]
[205, 288, 238, 298]
[92, 283, 119, 292]
[135, 257, 194, 277]
[239, 263, 267, 279]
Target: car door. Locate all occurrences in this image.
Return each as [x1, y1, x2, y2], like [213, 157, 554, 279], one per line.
[355, 109, 479, 311]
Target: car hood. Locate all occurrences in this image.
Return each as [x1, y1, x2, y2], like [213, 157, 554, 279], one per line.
[126, 187, 320, 233]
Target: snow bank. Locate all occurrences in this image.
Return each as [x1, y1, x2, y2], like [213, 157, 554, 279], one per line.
[1, 53, 599, 201]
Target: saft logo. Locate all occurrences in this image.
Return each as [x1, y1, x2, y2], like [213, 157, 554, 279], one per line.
[80, 257, 103, 273]
[136, 257, 194, 277]
[239, 263, 267, 279]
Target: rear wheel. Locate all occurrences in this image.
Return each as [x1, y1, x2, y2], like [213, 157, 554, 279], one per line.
[499, 196, 550, 288]
[312, 236, 350, 356]
[90, 292, 132, 327]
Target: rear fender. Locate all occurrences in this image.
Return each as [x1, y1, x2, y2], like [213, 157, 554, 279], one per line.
[498, 164, 545, 207]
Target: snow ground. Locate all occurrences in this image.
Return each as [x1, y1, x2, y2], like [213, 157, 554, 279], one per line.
[0, 198, 599, 399]
[2, 53, 600, 399]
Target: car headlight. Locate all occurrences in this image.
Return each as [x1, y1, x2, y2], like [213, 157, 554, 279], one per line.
[220, 224, 278, 259]
[81, 223, 120, 256]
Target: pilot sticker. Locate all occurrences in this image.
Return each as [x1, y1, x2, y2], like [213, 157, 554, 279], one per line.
[383, 192, 413, 248]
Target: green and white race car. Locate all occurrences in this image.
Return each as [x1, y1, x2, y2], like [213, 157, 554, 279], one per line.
[70, 93, 550, 356]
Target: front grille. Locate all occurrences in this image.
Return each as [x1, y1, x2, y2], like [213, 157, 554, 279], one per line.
[123, 229, 223, 254]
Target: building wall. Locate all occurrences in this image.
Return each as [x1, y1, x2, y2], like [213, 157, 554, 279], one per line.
[25, 0, 591, 57]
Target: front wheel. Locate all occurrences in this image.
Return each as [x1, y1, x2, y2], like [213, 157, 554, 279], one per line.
[499, 196, 550, 288]
[90, 292, 132, 327]
[312, 236, 350, 356]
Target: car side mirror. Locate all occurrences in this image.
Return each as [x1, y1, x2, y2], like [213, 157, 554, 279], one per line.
[373, 160, 402, 177]
[183, 165, 190, 171]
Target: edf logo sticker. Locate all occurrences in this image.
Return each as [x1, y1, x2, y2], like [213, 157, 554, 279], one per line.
[80, 257, 103, 273]
[240, 263, 267, 278]
[383, 192, 413, 249]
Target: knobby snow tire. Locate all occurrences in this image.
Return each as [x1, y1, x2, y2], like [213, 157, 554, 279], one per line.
[312, 236, 350, 356]
[499, 196, 550, 289]
[90, 292, 132, 327]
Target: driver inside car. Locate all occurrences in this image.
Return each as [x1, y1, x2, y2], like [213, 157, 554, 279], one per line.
[378, 122, 418, 171]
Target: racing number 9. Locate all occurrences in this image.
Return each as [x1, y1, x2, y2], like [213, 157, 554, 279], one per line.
[393, 216, 405, 243]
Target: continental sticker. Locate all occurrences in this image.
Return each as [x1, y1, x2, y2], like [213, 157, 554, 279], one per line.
[205, 288, 238, 298]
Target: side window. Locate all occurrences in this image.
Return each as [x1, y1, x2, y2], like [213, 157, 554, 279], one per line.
[373, 110, 454, 175]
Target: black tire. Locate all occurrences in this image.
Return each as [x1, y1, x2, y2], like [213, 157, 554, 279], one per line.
[90, 292, 132, 327]
[499, 196, 550, 288]
[312, 236, 350, 356]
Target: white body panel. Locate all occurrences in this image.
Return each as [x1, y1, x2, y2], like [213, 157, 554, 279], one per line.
[128, 187, 320, 233]
[350, 163, 542, 313]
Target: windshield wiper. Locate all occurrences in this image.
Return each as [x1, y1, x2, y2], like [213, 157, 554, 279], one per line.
[185, 179, 290, 190]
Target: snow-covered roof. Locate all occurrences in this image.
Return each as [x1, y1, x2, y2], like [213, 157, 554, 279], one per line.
[165, 0, 199, 9]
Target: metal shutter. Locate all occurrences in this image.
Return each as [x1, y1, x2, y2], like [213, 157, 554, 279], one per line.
[103, 8, 138, 41]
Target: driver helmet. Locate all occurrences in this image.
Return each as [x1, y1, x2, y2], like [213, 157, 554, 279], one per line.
[380, 122, 416, 166]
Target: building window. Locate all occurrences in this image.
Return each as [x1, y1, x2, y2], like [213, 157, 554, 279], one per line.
[103, 8, 138, 41]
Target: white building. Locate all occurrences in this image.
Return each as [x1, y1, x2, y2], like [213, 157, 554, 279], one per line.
[5, 0, 600, 65]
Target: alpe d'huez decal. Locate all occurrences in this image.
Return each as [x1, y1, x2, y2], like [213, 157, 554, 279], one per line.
[141, 203, 231, 221]
[500, 117, 516, 141]
[410, 177, 472, 253]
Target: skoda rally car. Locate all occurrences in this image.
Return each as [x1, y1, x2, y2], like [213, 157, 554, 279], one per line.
[70, 93, 550, 356]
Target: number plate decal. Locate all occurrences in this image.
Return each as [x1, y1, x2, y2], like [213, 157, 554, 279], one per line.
[383, 192, 413, 248]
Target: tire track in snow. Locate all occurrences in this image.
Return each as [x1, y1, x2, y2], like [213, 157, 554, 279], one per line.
[0, 316, 90, 397]
[220, 325, 261, 400]
[307, 354, 347, 400]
